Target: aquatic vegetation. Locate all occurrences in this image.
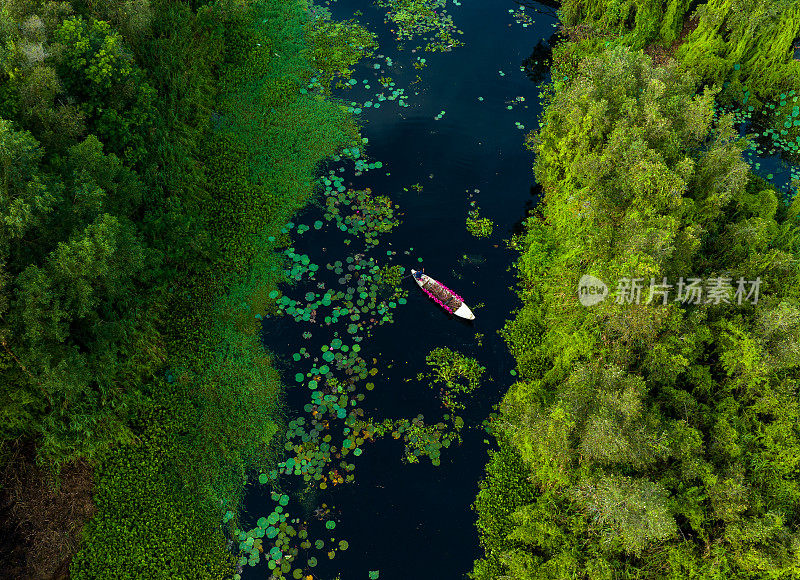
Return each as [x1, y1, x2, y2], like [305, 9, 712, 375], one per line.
[375, 0, 464, 52]
[322, 183, 399, 246]
[508, 5, 536, 28]
[466, 206, 494, 238]
[359, 415, 460, 467]
[306, 4, 379, 91]
[417, 347, 486, 412]
[374, 263, 406, 287]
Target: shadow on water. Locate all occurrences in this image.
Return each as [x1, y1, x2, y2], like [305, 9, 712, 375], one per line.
[511, 183, 544, 236]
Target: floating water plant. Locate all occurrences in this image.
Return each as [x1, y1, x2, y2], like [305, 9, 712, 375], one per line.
[375, 0, 464, 52]
[466, 206, 494, 238]
[236, 6, 483, 575]
[417, 347, 487, 412]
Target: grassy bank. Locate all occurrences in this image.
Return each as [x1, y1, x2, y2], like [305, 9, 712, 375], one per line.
[473, 3, 800, 578]
[0, 0, 373, 577]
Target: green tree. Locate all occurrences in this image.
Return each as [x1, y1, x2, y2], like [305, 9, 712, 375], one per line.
[475, 42, 800, 579]
[0, 119, 58, 249]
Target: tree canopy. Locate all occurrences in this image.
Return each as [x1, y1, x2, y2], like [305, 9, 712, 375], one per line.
[474, 43, 800, 579]
[0, 0, 371, 577]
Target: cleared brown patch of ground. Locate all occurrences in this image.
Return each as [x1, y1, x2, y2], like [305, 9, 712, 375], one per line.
[644, 12, 701, 66]
[0, 440, 96, 580]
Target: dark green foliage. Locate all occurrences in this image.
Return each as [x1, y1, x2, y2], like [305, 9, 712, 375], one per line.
[475, 42, 800, 579]
[0, 0, 369, 577]
[50, 15, 156, 166]
[0, 119, 57, 248]
[0, 120, 160, 468]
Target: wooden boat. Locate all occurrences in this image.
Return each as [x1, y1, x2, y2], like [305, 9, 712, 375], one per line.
[411, 269, 475, 320]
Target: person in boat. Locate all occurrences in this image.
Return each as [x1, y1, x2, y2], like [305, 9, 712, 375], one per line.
[413, 269, 424, 281]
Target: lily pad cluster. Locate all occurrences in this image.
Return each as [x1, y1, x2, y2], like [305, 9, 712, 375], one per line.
[375, 0, 464, 52]
[719, 87, 800, 195]
[322, 179, 399, 245]
[228, 492, 300, 576]
[340, 54, 411, 115]
[228, 491, 350, 580]
[508, 6, 535, 28]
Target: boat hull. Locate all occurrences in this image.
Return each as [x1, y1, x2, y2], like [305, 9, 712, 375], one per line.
[411, 269, 475, 320]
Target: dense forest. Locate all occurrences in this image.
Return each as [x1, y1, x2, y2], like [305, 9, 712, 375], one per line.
[473, 0, 800, 578]
[0, 0, 372, 577]
[3, 0, 800, 578]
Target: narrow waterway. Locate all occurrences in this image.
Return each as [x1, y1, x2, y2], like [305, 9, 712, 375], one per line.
[245, 2, 561, 579]
[241, 3, 800, 579]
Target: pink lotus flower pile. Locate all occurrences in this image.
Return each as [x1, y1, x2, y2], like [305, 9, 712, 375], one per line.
[420, 278, 463, 314]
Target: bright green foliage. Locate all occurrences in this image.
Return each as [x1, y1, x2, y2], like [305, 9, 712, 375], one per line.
[475, 43, 800, 578]
[466, 206, 494, 238]
[417, 346, 486, 411]
[557, 0, 800, 148]
[568, 471, 677, 555]
[375, 0, 463, 52]
[559, 0, 683, 50]
[675, 0, 800, 111]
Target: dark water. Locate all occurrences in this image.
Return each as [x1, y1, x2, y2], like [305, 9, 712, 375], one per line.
[736, 119, 800, 200]
[240, 2, 800, 579]
[247, 3, 559, 579]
